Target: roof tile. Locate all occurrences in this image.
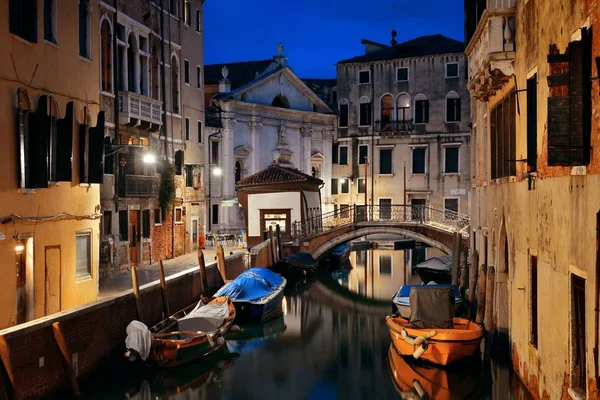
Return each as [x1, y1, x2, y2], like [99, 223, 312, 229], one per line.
[236, 165, 323, 187]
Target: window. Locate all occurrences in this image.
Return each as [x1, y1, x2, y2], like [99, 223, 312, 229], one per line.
[211, 140, 219, 164]
[272, 95, 289, 108]
[341, 179, 349, 194]
[571, 274, 587, 394]
[197, 121, 202, 143]
[10, 0, 38, 43]
[358, 70, 371, 84]
[359, 98, 371, 126]
[446, 92, 461, 122]
[127, 34, 137, 92]
[339, 146, 348, 165]
[118, 210, 128, 241]
[185, 165, 194, 187]
[175, 207, 183, 223]
[185, 117, 190, 140]
[212, 204, 219, 225]
[379, 255, 392, 275]
[527, 74, 538, 171]
[102, 211, 112, 236]
[444, 146, 459, 173]
[444, 198, 459, 219]
[397, 67, 409, 82]
[79, 0, 90, 58]
[414, 94, 429, 124]
[358, 144, 368, 165]
[76, 232, 92, 279]
[547, 29, 591, 166]
[412, 147, 426, 174]
[171, 55, 180, 114]
[151, 46, 160, 100]
[331, 178, 338, 195]
[379, 148, 392, 175]
[184, 60, 190, 84]
[154, 208, 163, 225]
[183, 1, 191, 25]
[332, 143, 339, 164]
[357, 178, 365, 194]
[411, 198, 426, 221]
[411, 247, 426, 268]
[197, 66, 202, 88]
[44, 0, 56, 43]
[491, 90, 516, 179]
[381, 95, 393, 125]
[142, 210, 150, 238]
[396, 94, 411, 122]
[446, 62, 459, 78]
[263, 212, 289, 233]
[174, 150, 183, 175]
[379, 198, 392, 220]
[169, 0, 178, 15]
[530, 255, 538, 347]
[100, 20, 112, 93]
[338, 99, 349, 127]
[196, 9, 201, 32]
[235, 161, 242, 183]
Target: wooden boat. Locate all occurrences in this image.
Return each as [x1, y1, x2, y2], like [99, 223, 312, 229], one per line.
[214, 268, 287, 324]
[387, 344, 481, 400]
[386, 316, 483, 366]
[275, 252, 319, 278]
[328, 243, 351, 269]
[392, 284, 463, 319]
[413, 255, 452, 284]
[125, 296, 236, 368]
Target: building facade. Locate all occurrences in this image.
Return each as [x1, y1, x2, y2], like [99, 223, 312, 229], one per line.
[466, 0, 600, 398]
[333, 34, 471, 221]
[204, 47, 337, 236]
[98, 0, 206, 277]
[0, 0, 104, 328]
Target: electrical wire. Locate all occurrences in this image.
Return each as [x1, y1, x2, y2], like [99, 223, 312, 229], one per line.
[1, 213, 101, 225]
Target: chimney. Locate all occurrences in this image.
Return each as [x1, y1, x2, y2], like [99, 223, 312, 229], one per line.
[219, 65, 231, 93]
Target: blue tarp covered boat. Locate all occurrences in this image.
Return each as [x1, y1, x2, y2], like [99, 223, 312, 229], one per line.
[392, 283, 463, 319]
[215, 268, 286, 324]
[225, 316, 286, 354]
[328, 243, 351, 270]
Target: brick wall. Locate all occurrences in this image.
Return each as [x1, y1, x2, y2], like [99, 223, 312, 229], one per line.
[0, 253, 244, 399]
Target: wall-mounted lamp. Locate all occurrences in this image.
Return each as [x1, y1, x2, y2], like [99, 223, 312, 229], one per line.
[14, 238, 25, 254]
[143, 153, 157, 164]
[213, 167, 223, 176]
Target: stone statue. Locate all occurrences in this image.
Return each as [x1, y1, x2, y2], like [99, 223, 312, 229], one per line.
[277, 42, 284, 56]
[279, 123, 286, 142]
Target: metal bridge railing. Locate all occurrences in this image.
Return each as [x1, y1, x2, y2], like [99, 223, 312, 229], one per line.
[291, 204, 470, 240]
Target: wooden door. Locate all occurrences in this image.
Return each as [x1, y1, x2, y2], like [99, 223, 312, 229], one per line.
[129, 210, 139, 266]
[45, 246, 61, 316]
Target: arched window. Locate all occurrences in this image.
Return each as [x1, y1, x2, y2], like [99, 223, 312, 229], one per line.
[151, 46, 159, 100]
[359, 97, 371, 126]
[127, 34, 137, 93]
[311, 166, 316, 177]
[235, 161, 241, 183]
[271, 95, 289, 108]
[445, 92, 461, 122]
[338, 98, 349, 128]
[79, 0, 91, 58]
[380, 94, 393, 124]
[171, 55, 180, 114]
[414, 94, 429, 124]
[100, 19, 112, 93]
[396, 93, 411, 122]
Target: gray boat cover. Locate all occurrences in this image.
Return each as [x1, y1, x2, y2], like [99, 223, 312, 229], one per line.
[408, 286, 455, 329]
[125, 320, 152, 361]
[177, 300, 230, 333]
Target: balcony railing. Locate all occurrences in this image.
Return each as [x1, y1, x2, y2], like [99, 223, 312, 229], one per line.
[123, 175, 159, 197]
[376, 120, 415, 134]
[118, 91, 162, 128]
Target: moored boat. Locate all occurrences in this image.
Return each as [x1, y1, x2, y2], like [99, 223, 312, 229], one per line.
[328, 243, 351, 269]
[214, 268, 287, 324]
[413, 255, 452, 284]
[275, 252, 319, 279]
[392, 284, 463, 319]
[125, 296, 236, 368]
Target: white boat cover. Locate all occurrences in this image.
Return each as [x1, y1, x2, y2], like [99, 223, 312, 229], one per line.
[177, 299, 230, 333]
[125, 320, 152, 361]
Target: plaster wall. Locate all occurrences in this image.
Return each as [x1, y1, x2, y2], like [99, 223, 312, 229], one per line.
[247, 192, 301, 237]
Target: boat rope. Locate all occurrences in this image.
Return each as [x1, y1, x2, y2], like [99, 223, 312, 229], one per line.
[401, 328, 437, 359]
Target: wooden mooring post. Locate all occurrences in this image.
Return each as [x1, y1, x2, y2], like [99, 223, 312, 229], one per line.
[131, 265, 143, 322]
[197, 250, 208, 295]
[451, 232, 461, 286]
[216, 245, 228, 283]
[158, 260, 170, 319]
[467, 250, 479, 319]
[52, 322, 80, 396]
[276, 224, 283, 260]
[484, 266, 496, 332]
[475, 263, 487, 325]
[269, 226, 278, 266]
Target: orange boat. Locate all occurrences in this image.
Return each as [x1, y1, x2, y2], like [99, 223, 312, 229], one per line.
[387, 344, 481, 400]
[386, 315, 483, 366]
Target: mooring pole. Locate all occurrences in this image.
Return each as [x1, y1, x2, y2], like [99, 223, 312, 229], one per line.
[475, 263, 487, 325]
[52, 322, 80, 396]
[451, 232, 461, 286]
[131, 265, 143, 322]
[158, 260, 170, 318]
[198, 250, 208, 295]
[269, 226, 277, 266]
[276, 224, 283, 260]
[216, 245, 228, 283]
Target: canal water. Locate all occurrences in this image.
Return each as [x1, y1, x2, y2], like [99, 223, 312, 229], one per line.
[80, 245, 533, 400]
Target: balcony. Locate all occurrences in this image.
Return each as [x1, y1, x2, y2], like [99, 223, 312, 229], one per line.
[118, 91, 162, 131]
[376, 120, 415, 135]
[123, 175, 159, 198]
[466, 1, 515, 101]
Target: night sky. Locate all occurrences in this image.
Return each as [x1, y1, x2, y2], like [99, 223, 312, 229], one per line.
[203, 0, 465, 79]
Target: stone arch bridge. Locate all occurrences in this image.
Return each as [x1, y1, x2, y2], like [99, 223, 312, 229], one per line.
[287, 205, 469, 259]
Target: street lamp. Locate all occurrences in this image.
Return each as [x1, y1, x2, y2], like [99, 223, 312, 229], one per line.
[143, 153, 156, 164]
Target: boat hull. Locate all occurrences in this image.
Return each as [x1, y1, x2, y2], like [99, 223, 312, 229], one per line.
[415, 268, 451, 284]
[386, 316, 483, 366]
[232, 279, 286, 324]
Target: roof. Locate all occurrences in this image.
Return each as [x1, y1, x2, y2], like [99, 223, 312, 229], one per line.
[337, 34, 464, 64]
[236, 164, 323, 188]
[204, 59, 273, 90]
[301, 78, 337, 103]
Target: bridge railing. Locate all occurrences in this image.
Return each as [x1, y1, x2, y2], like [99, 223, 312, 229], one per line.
[291, 204, 470, 240]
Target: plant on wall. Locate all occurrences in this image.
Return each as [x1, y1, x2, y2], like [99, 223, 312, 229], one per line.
[159, 163, 175, 213]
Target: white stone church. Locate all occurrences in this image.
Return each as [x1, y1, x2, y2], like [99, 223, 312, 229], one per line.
[204, 45, 337, 234]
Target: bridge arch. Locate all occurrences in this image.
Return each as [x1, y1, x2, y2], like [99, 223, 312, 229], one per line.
[311, 226, 452, 259]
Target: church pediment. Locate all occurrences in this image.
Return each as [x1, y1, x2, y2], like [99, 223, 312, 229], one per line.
[234, 145, 251, 157]
[311, 151, 325, 161]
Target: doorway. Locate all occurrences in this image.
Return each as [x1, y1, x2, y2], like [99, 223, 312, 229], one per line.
[16, 237, 36, 323]
[129, 210, 139, 266]
[45, 245, 61, 316]
[410, 198, 426, 221]
[379, 198, 392, 220]
[192, 218, 198, 250]
[571, 274, 586, 394]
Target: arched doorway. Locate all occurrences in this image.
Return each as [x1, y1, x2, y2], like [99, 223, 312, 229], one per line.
[271, 95, 289, 108]
[235, 161, 242, 184]
[495, 220, 510, 359]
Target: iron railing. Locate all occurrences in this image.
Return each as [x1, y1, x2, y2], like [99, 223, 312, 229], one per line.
[123, 175, 159, 197]
[291, 204, 470, 240]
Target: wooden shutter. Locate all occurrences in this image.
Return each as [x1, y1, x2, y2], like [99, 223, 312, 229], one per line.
[79, 122, 88, 183]
[118, 210, 128, 241]
[142, 210, 150, 238]
[526, 76, 538, 170]
[454, 98, 461, 121]
[88, 112, 105, 184]
[56, 102, 73, 182]
[332, 143, 339, 164]
[331, 178, 338, 195]
[28, 96, 49, 188]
